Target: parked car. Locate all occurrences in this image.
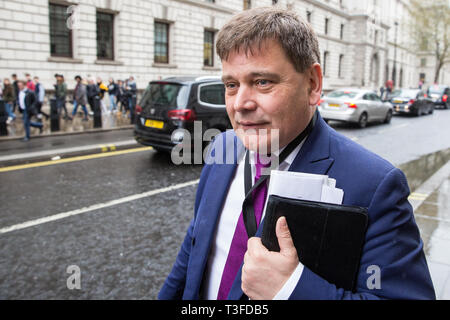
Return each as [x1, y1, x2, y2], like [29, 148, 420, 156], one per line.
[390, 88, 434, 116]
[134, 76, 231, 153]
[318, 89, 393, 128]
[427, 84, 450, 109]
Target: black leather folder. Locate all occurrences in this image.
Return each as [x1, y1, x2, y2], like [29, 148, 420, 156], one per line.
[261, 195, 368, 291]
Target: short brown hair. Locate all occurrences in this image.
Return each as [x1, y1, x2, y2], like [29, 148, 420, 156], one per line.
[216, 7, 321, 73]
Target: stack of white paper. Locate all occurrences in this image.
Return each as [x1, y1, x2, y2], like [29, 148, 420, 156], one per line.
[267, 170, 344, 205]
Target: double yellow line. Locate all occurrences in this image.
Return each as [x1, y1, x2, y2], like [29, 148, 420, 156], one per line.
[409, 192, 429, 201]
[0, 146, 153, 173]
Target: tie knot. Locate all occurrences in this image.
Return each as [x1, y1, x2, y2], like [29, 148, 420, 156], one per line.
[255, 153, 271, 180]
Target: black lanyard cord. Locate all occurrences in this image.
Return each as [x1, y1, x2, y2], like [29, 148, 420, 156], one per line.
[242, 111, 318, 238]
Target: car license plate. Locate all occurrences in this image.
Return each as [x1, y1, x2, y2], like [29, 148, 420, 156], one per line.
[145, 119, 164, 129]
[394, 100, 403, 104]
[328, 103, 340, 107]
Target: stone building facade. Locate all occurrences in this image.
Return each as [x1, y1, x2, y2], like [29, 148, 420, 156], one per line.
[0, 0, 447, 92]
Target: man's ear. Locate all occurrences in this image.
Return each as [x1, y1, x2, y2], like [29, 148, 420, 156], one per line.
[307, 63, 323, 106]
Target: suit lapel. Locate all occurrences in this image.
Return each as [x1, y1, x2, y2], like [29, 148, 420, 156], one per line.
[227, 114, 335, 300]
[187, 132, 245, 298]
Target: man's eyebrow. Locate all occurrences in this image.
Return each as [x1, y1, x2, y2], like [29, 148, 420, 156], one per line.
[221, 72, 281, 82]
[248, 72, 281, 81]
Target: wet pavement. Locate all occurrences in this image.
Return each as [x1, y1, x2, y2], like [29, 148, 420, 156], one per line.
[414, 174, 450, 300]
[1, 102, 133, 140]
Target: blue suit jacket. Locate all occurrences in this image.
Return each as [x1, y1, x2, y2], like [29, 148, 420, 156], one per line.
[158, 114, 436, 300]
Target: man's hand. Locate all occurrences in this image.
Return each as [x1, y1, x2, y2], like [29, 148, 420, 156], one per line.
[241, 216, 299, 300]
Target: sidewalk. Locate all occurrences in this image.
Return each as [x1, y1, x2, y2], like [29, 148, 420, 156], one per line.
[1, 103, 134, 141]
[411, 160, 450, 300]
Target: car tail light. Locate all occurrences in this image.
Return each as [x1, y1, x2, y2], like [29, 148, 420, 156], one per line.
[408, 99, 415, 105]
[318, 99, 324, 106]
[424, 94, 428, 98]
[167, 109, 196, 121]
[443, 95, 448, 102]
[345, 102, 358, 109]
[135, 104, 142, 115]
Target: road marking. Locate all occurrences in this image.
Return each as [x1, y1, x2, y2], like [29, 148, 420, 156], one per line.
[0, 139, 138, 163]
[0, 179, 200, 235]
[378, 123, 409, 134]
[414, 214, 450, 223]
[0, 146, 153, 173]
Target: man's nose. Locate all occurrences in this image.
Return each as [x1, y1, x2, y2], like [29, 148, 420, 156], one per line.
[233, 85, 257, 112]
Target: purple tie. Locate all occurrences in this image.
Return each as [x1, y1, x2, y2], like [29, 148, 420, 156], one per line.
[217, 153, 271, 300]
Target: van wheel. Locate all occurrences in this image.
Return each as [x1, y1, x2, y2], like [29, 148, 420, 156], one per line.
[358, 113, 368, 128]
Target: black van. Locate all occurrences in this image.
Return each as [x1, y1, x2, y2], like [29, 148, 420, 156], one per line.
[427, 84, 450, 109]
[134, 76, 231, 152]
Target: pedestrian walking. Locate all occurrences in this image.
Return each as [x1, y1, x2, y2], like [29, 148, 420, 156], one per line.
[11, 74, 19, 113]
[25, 73, 35, 91]
[71, 76, 89, 121]
[54, 74, 72, 120]
[87, 77, 100, 115]
[33, 76, 49, 120]
[108, 78, 118, 113]
[97, 77, 109, 114]
[17, 80, 43, 141]
[2, 78, 17, 124]
[126, 76, 137, 120]
[116, 79, 127, 114]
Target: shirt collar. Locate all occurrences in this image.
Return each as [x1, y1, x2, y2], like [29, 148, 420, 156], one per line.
[249, 136, 307, 168]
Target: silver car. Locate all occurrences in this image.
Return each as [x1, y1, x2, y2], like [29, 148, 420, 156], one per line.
[318, 89, 393, 128]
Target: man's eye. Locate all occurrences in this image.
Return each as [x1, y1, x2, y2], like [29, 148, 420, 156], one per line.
[226, 83, 237, 89]
[256, 79, 271, 86]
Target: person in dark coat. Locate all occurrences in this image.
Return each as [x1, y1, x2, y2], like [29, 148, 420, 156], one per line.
[108, 78, 118, 113]
[71, 76, 89, 121]
[17, 80, 43, 141]
[2, 78, 16, 123]
[86, 78, 100, 114]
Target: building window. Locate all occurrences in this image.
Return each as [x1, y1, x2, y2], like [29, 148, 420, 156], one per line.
[420, 58, 427, 67]
[272, 0, 278, 4]
[323, 51, 329, 77]
[306, 11, 312, 23]
[204, 30, 215, 67]
[205, 0, 215, 3]
[243, 0, 251, 10]
[340, 24, 344, 40]
[338, 54, 344, 78]
[49, 3, 73, 57]
[325, 18, 329, 35]
[96, 11, 115, 60]
[154, 22, 169, 64]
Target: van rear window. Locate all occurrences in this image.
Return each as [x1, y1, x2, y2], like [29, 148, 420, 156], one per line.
[141, 83, 188, 108]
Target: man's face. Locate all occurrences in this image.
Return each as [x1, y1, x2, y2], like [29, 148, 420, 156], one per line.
[222, 39, 318, 153]
[18, 82, 25, 91]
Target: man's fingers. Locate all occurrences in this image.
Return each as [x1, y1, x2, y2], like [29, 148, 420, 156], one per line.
[247, 237, 268, 257]
[275, 216, 297, 257]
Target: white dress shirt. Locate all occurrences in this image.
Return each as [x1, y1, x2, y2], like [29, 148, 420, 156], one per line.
[202, 139, 306, 300]
[19, 89, 27, 110]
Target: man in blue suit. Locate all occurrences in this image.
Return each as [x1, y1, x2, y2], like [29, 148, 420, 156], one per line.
[159, 7, 435, 300]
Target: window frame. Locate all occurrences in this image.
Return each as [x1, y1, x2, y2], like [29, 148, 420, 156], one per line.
[154, 21, 170, 64]
[338, 54, 344, 78]
[49, 2, 73, 58]
[323, 51, 329, 77]
[197, 82, 226, 108]
[203, 29, 215, 67]
[96, 10, 115, 61]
